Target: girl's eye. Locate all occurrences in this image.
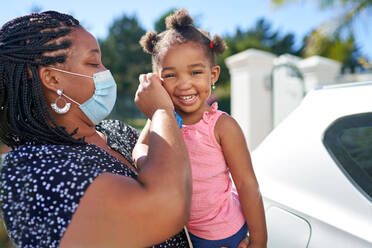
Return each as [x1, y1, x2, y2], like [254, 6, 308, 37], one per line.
[191, 71, 202, 75]
[163, 73, 175, 78]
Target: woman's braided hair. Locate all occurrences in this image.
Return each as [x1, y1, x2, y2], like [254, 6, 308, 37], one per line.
[139, 8, 227, 72]
[0, 11, 84, 147]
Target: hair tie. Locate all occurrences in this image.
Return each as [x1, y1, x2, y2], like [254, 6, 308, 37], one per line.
[209, 41, 214, 49]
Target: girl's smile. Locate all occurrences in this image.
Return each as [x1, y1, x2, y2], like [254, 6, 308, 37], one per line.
[177, 94, 198, 105]
[159, 41, 220, 124]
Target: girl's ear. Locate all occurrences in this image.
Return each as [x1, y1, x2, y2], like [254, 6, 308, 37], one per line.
[211, 65, 220, 85]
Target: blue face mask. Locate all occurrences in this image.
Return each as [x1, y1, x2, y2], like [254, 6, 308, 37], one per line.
[50, 68, 117, 125]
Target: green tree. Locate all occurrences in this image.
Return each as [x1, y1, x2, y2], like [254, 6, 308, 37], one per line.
[99, 14, 151, 118]
[217, 17, 301, 88]
[272, 0, 372, 70]
[303, 29, 362, 72]
[154, 9, 176, 33]
[99, 14, 151, 96]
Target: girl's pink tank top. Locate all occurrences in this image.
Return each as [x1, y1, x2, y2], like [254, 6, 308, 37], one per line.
[182, 102, 245, 240]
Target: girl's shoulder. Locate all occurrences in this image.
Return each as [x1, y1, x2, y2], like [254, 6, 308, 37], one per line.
[200, 102, 227, 125]
[214, 108, 243, 143]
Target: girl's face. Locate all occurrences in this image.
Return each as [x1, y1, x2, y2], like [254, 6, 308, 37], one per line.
[159, 41, 220, 124]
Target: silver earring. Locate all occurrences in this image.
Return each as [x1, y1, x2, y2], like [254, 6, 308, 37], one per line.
[51, 89, 71, 114]
[212, 84, 216, 90]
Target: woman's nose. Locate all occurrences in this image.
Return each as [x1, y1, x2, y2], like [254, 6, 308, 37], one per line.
[99, 63, 108, 71]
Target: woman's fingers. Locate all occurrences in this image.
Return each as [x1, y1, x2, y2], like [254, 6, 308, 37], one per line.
[135, 73, 173, 119]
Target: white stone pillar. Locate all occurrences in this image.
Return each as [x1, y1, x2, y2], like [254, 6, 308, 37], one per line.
[272, 54, 305, 127]
[298, 56, 342, 92]
[225, 49, 276, 150]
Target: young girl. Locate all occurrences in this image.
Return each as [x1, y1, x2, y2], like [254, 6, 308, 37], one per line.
[133, 9, 267, 248]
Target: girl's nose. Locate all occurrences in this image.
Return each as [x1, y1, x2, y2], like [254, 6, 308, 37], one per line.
[177, 75, 192, 89]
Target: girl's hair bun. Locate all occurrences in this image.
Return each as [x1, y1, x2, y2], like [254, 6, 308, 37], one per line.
[165, 8, 193, 30]
[211, 35, 227, 56]
[139, 30, 158, 54]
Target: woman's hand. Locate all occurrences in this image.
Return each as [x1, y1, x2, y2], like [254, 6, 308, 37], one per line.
[135, 73, 174, 119]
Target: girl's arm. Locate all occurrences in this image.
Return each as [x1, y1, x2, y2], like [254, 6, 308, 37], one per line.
[216, 114, 267, 248]
[132, 119, 150, 170]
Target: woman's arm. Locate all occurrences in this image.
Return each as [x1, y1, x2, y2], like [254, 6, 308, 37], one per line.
[216, 114, 267, 248]
[60, 73, 192, 248]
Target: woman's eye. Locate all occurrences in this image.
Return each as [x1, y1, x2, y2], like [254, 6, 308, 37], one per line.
[88, 62, 99, 67]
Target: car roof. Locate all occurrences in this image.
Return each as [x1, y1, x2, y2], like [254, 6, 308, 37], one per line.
[316, 80, 372, 90]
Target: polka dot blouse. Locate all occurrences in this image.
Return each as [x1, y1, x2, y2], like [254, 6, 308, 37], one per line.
[0, 120, 189, 248]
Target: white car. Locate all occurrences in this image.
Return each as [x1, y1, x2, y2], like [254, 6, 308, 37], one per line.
[252, 82, 372, 248]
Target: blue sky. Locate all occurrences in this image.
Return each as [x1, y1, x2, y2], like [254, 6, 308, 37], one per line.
[1, 0, 371, 59]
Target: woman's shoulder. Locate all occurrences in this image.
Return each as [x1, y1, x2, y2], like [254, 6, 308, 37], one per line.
[0, 142, 136, 247]
[0, 144, 91, 244]
[0, 143, 122, 187]
[98, 119, 139, 136]
[0, 143, 101, 187]
[5, 142, 90, 165]
[97, 120, 140, 158]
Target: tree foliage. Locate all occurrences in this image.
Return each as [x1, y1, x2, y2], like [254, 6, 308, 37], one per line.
[303, 29, 362, 72]
[154, 9, 176, 33]
[271, 0, 372, 70]
[217, 18, 301, 88]
[99, 14, 152, 118]
[99, 14, 151, 97]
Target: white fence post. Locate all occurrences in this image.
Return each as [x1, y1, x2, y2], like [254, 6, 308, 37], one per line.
[272, 54, 304, 127]
[298, 56, 341, 92]
[226, 49, 276, 150]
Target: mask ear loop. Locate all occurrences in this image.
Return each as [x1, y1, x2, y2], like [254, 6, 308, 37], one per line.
[50, 67, 93, 79]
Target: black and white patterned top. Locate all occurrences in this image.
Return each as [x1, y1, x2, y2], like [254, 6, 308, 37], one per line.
[0, 120, 189, 248]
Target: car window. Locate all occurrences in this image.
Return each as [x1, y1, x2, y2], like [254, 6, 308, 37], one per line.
[323, 113, 372, 201]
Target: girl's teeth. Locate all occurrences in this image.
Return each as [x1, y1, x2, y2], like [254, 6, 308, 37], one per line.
[180, 95, 195, 100]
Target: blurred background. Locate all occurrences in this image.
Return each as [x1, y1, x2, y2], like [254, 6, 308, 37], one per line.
[0, 0, 371, 246]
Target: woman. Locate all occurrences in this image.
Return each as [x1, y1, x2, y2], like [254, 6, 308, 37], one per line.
[0, 11, 192, 247]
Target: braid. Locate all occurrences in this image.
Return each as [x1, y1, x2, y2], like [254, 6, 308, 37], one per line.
[0, 11, 84, 147]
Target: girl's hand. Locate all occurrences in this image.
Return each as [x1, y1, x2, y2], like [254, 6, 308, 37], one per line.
[135, 73, 174, 119]
[237, 236, 249, 248]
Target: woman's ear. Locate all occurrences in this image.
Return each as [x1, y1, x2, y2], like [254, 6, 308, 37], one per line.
[38, 67, 59, 93]
[211, 65, 220, 85]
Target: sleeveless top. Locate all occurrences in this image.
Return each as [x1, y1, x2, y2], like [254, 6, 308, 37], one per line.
[182, 103, 245, 240]
[0, 120, 189, 248]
